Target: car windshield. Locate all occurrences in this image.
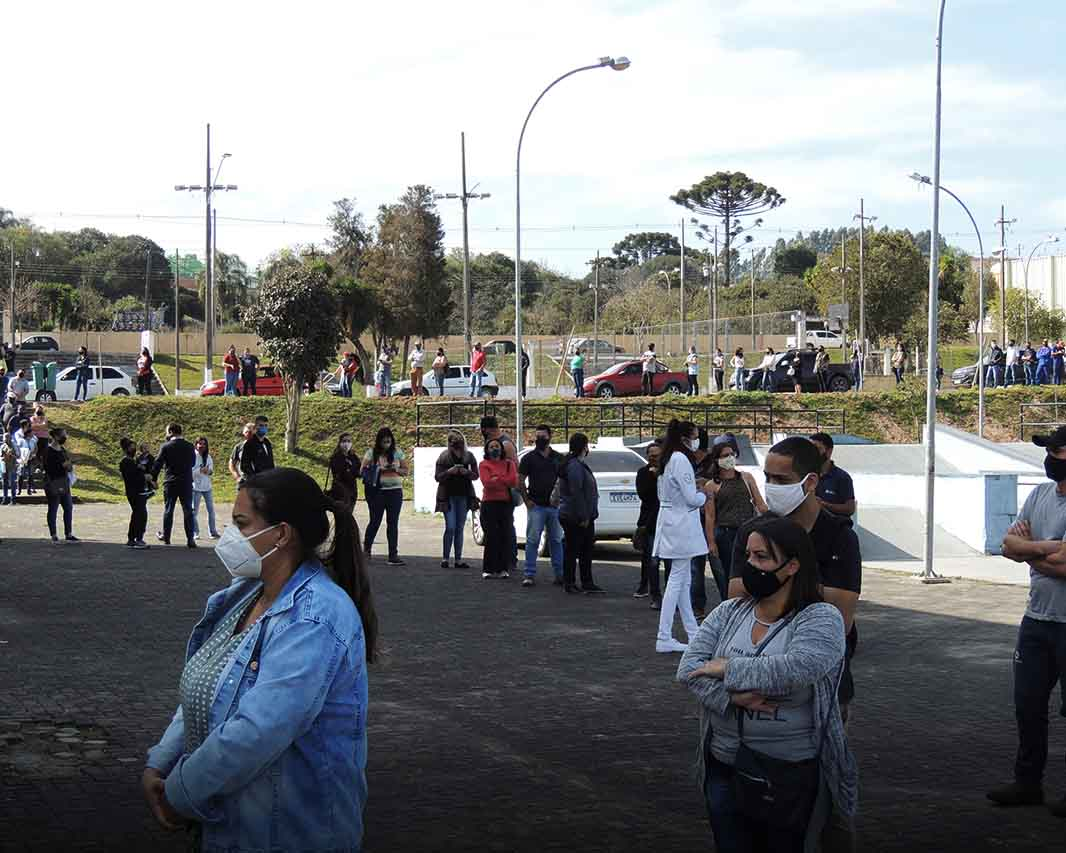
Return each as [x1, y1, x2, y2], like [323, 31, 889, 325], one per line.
[600, 362, 630, 376]
[584, 450, 644, 474]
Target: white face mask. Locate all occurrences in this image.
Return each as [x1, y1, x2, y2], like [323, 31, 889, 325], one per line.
[718, 455, 737, 471]
[686, 438, 700, 452]
[340, 441, 352, 452]
[764, 479, 811, 517]
[215, 524, 280, 579]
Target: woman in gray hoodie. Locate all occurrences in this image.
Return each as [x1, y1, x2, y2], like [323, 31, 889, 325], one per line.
[557, 432, 605, 594]
[678, 517, 857, 853]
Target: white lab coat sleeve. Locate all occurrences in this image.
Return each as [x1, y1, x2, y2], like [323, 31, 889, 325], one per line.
[671, 454, 706, 510]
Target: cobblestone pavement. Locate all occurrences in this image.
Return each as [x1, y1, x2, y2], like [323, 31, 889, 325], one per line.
[1, 501, 1064, 852]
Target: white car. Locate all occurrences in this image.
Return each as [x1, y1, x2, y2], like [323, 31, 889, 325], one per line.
[29, 365, 135, 401]
[806, 329, 844, 348]
[392, 365, 499, 398]
[471, 443, 646, 551]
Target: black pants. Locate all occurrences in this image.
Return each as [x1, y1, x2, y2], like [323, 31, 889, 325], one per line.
[126, 493, 148, 542]
[640, 525, 661, 597]
[242, 374, 257, 395]
[1014, 615, 1066, 785]
[521, 367, 528, 398]
[561, 518, 595, 587]
[687, 375, 699, 396]
[136, 374, 152, 395]
[641, 372, 654, 395]
[480, 500, 514, 574]
[713, 525, 739, 602]
[162, 481, 195, 544]
[714, 369, 724, 392]
[46, 487, 73, 539]
[365, 486, 403, 559]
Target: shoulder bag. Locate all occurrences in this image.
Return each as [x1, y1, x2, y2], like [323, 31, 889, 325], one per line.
[361, 458, 380, 490]
[730, 612, 836, 832]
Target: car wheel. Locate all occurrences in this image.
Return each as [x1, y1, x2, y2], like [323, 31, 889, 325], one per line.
[111, 388, 130, 396]
[596, 383, 615, 398]
[664, 382, 683, 394]
[398, 388, 413, 397]
[479, 386, 498, 398]
[35, 390, 56, 402]
[419, 387, 430, 396]
[471, 512, 485, 546]
[828, 374, 851, 393]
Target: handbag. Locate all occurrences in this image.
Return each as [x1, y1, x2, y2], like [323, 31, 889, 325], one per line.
[730, 612, 838, 832]
[510, 487, 524, 508]
[632, 525, 648, 553]
[361, 461, 380, 490]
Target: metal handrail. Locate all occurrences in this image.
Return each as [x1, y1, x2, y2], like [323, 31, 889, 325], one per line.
[1019, 401, 1066, 440]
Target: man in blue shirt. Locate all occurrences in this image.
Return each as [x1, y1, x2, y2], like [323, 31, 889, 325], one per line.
[810, 432, 856, 518]
[1036, 338, 1053, 385]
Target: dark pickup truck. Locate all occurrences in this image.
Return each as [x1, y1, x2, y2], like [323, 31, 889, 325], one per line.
[743, 349, 853, 393]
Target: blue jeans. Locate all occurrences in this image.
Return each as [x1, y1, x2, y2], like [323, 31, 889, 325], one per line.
[987, 365, 1004, 387]
[573, 368, 584, 397]
[2, 468, 17, 501]
[1036, 361, 1051, 385]
[1024, 363, 1036, 385]
[365, 486, 402, 558]
[524, 504, 564, 579]
[760, 368, 774, 391]
[851, 363, 862, 390]
[74, 373, 89, 400]
[379, 367, 391, 397]
[340, 374, 353, 397]
[224, 372, 238, 395]
[469, 369, 483, 397]
[713, 525, 739, 601]
[443, 496, 468, 562]
[192, 489, 219, 537]
[1055, 360, 1064, 385]
[704, 756, 808, 853]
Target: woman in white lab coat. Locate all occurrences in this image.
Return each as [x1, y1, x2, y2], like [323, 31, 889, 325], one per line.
[653, 419, 710, 653]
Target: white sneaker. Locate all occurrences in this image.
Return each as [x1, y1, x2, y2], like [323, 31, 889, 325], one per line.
[482, 572, 491, 579]
[655, 639, 689, 654]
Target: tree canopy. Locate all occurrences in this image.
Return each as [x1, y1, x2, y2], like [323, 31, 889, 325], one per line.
[611, 231, 681, 265]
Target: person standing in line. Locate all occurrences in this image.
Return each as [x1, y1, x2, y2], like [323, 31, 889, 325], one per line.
[13, 418, 37, 497]
[520, 348, 530, 399]
[1004, 339, 1018, 387]
[143, 468, 377, 853]
[712, 348, 725, 393]
[30, 405, 49, 466]
[849, 341, 863, 391]
[434, 431, 478, 569]
[1036, 338, 1053, 386]
[558, 432, 604, 594]
[815, 346, 829, 392]
[686, 346, 700, 396]
[635, 439, 664, 609]
[42, 427, 77, 543]
[240, 347, 260, 396]
[2, 342, 15, 376]
[755, 347, 776, 392]
[641, 343, 657, 396]
[336, 352, 355, 398]
[120, 437, 151, 549]
[229, 423, 257, 483]
[191, 436, 220, 540]
[469, 342, 486, 398]
[1, 432, 17, 505]
[518, 424, 565, 588]
[810, 433, 856, 519]
[361, 427, 407, 566]
[379, 346, 395, 397]
[653, 419, 707, 653]
[730, 348, 746, 391]
[409, 342, 426, 396]
[480, 415, 518, 570]
[1021, 341, 1036, 386]
[990, 425, 1066, 816]
[703, 440, 766, 603]
[678, 517, 857, 852]
[136, 347, 154, 396]
[74, 346, 92, 401]
[9, 370, 30, 403]
[935, 353, 944, 391]
[222, 345, 240, 396]
[571, 348, 586, 398]
[432, 348, 449, 397]
[1053, 340, 1066, 386]
[986, 340, 1004, 388]
[152, 423, 198, 548]
[891, 342, 906, 385]
[478, 436, 517, 580]
[327, 433, 361, 512]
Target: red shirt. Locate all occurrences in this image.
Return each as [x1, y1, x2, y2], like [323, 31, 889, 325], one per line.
[223, 353, 240, 374]
[479, 458, 517, 503]
[471, 350, 486, 372]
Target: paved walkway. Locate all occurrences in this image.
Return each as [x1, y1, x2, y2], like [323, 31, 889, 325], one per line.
[1, 502, 1064, 851]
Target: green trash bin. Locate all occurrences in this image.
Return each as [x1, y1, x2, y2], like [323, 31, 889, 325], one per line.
[45, 361, 58, 393]
[31, 361, 45, 394]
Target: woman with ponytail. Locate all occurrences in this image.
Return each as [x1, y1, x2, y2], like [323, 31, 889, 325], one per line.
[144, 467, 378, 852]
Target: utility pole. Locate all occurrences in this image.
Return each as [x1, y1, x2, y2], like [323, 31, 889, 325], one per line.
[750, 247, 757, 350]
[174, 250, 181, 392]
[854, 199, 877, 352]
[711, 226, 718, 356]
[8, 244, 14, 348]
[435, 132, 490, 357]
[841, 237, 847, 347]
[592, 251, 600, 372]
[213, 207, 219, 355]
[995, 206, 1016, 341]
[144, 249, 152, 333]
[680, 219, 686, 355]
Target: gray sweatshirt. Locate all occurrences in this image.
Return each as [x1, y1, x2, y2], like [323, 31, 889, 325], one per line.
[558, 456, 599, 524]
[677, 597, 858, 820]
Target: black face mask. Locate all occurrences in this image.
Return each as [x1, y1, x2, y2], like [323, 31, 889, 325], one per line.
[450, 443, 464, 456]
[741, 560, 789, 599]
[1045, 454, 1066, 483]
[535, 436, 550, 451]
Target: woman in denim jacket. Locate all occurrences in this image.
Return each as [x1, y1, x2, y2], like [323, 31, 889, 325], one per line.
[144, 467, 379, 852]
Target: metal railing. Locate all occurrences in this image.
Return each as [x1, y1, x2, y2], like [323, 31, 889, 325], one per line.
[415, 399, 846, 446]
[1019, 401, 1066, 440]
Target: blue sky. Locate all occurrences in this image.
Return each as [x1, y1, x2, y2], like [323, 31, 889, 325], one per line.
[3, 0, 1063, 274]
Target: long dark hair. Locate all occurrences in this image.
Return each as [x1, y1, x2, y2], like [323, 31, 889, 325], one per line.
[567, 432, 589, 461]
[333, 432, 352, 459]
[372, 427, 396, 463]
[704, 440, 738, 483]
[661, 418, 695, 470]
[751, 517, 823, 614]
[243, 468, 378, 663]
[196, 436, 209, 466]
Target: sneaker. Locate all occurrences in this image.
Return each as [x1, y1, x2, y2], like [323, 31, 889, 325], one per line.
[500, 571, 510, 579]
[650, 596, 662, 610]
[454, 561, 470, 569]
[65, 535, 79, 543]
[156, 532, 165, 542]
[187, 540, 197, 548]
[125, 540, 136, 548]
[1049, 795, 1066, 818]
[564, 583, 580, 594]
[440, 561, 450, 569]
[655, 639, 688, 654]
[552, 577, 564, 586]
[50, 536, 59, 544]
[134, 539, 149, 548]
[522, 577, 535, 587]
[482, 572, 492, 579]
[132, 541, 150, 550]
[386, 557, 405, 566]
[582, 584, 606, 594]
[210, 532, 221, 539]
[987, 782, 1044, 807]
[633, 588, 649, 599]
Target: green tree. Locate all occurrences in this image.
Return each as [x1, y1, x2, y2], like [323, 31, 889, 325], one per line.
[243, 256, 343, 452]
[987, 289, 1065, 344]
[167, 251, 204, 280]
[327, 198, 371, 277]
[670, 171, 785, 290]
[773, 246, 817, 277]
[611, 232, 681, 265]
[196, 251, 250, 323]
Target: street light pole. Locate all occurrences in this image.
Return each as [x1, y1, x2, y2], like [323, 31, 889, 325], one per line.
[593, 250, 600, 373]
[514, 56, 630, 444]
[8, 244, 14, 348]
[750, 247, 757, 350]
[174, 249, 181, 393]
[920, 0, 950, 584]
[711, 226, 718, 357]
[144, 249, 152, 333]
[995, 206, 1016, 340]
[1024, 236, 1061, 341]
[853, 199, 877, 353]
[680, 219, 686, 355]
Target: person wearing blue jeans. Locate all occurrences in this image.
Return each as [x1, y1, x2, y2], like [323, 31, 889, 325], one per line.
[1035, 339, 1053, 385]
[524, 505, 564, 582]
[517, 425, 566, 586]
[435, 433, 478, 568]
[571, 349, 586, 398]
[74, 346, 92, 401]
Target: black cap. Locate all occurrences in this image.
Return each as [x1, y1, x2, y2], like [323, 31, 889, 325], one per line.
[1032, 426, 1066, 449]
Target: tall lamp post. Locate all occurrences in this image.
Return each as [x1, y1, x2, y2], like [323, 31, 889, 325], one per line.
[514, 56, 630, 443]
[1024, 236, 1061, 341]
[909, 172, 986, 438]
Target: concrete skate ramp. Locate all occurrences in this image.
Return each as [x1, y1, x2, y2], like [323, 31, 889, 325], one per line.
[855, 507, 978, 561]
[829, 443, 964, 476]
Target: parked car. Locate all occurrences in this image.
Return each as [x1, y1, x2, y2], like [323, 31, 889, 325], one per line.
[951, 355, 993, 387]
[558, 337, 624, 356]
[19, 335, 60, 352]
[582, 359, 688, 398]
[200, 365, 284, 396]
[743, 350, 853, 393]
[471, 444, 645, 551]
[30, 365, 134, 401]
[392, 364, 499, 398]
[806, 329, 844, 348]
[483, 339, 516, 355]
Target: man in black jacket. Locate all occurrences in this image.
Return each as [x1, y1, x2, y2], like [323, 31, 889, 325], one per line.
[152, 422, 197, 547]
[635, 440, 663, 609]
